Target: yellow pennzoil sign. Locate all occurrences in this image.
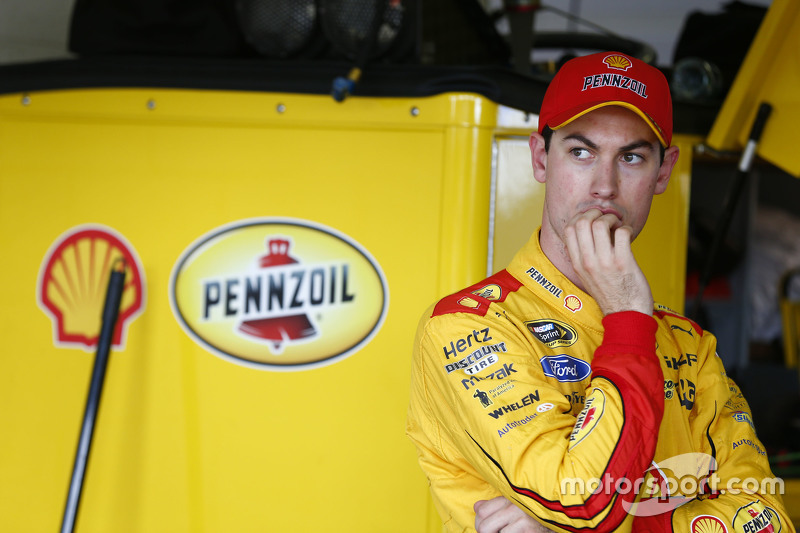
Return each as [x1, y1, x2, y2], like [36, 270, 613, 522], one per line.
[170, 218, 389, 370]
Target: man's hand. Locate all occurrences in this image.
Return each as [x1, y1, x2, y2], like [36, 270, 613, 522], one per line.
[474, 497, 553, 533]
[564, 209, 653, 315]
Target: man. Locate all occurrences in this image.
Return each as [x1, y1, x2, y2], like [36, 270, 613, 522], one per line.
[406, 51, 791, 532]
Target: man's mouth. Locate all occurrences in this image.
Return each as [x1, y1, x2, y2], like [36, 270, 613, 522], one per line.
[582, 206, 623, 220]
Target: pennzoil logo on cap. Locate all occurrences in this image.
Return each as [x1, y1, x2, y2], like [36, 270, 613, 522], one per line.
[169, 218, 389, 371]
[37, 224, 146, 351]
[603, 54, 632, 71]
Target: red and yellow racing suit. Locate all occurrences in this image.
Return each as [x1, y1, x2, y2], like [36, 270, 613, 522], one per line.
[406, 231, 791, 532]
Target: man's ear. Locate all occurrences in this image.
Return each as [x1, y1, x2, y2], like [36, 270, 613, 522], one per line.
[529, 132, 547, 184]
[654, 145, 680, 195]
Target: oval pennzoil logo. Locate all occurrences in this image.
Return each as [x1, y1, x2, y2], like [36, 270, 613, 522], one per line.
[170, 218, 389, 371]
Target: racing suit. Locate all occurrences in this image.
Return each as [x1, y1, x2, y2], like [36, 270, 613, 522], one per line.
[406, 230, 791, 532]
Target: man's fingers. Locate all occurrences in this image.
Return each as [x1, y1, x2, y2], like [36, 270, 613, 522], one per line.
[567, 210, 620, 273]
[475, 496, 516, 532]
[564, 224, 582, 273]
[475, 496, 508, 517]
[565, 209, 601, 272]
[475, 496, 553, 533]
[562, 210, 653, 315]
[574, 215, 598, 258]
[613, 225, 634, 254]
[589, 214, 619, 258]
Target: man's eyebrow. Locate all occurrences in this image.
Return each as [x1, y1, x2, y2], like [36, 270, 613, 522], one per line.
[619, 140, 656, 152]
[561, 134, 597, 149]
[562, 133, 656, 153]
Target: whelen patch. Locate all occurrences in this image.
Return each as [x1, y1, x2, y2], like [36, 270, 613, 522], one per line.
[568, 388, 605, 449]
[37, 224, 146, 352]
[169, 218, 388, 371]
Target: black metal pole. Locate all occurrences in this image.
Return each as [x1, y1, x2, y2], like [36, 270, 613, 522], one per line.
[331, 0, 388, 102]
[690, 102, 772, 323]
[61, 259, 127, 533]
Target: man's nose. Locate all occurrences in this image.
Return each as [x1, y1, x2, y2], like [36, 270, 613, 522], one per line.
[591, 160, 619, 199]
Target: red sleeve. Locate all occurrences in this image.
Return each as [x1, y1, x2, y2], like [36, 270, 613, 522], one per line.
[584, 311, 666, 528]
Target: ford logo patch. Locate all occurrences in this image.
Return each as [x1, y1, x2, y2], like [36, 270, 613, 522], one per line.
[540, 355, 591, 382]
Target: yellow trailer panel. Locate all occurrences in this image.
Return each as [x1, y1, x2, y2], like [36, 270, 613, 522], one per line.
[0, 87, 690, 532]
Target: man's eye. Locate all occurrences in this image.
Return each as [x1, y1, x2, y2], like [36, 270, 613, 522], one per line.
[622, 153, 644, 163]
[570, 147, 591, 159]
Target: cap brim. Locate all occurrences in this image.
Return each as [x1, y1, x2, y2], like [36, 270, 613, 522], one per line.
[550, 101, 669, 147]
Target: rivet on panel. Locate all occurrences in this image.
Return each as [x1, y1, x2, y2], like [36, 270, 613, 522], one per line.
[410, 106, 420, 117]
[147, 99, 157, 110]
[276, 103, 286, 113]
[21, 94, 31, 106]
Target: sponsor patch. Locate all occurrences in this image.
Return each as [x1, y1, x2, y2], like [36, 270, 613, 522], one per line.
[664, 380, 675, 400]
[487, 391, 540, 419]
[581, 55, 648, 98]
[473, 389, 493, 408]
[732, 438, 766, 456]
[445, 342, 506, 374]
[458, 296, 480, 309]
[537, 402, 554, 413]
[662, 352, 697, 369]
[677, 378, 696, 411]
[732, 501, 781, 533]
[472, 284, 502, 301]
[540, 354, 591, 382]
[603, 54, 632, 71]
[565, 392, 585, 414]
[488, 380, 516, 398]
[460, 362, 517, 391]
[497, 414, 538, 438]
[37, 224, 146, 351]
[582, 71, 648, 98]
[569, 388, 605, 449]
[465, 354, 500, 375]
[670, 323, 694, 337]
[526, 319, 577, 348]
[691, 515, 727, 533]
[732, 411, 756, 432]
[170, 218, 388, 371]
[442, 328, 492, 359]
[525, 266, 563, 298]
[725, 383, 748, 411]
[564, 295, 582, 312]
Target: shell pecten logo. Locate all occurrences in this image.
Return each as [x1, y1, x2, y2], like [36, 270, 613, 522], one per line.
[170, 218, 389, 371]
[564, 295, 583, 313]
[603, 54, 632, 71]
[37, 225, 146, 351]
[691, 515, 727, 533]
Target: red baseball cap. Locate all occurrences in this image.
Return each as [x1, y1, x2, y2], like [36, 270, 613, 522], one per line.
[538, 51, 673, 147]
